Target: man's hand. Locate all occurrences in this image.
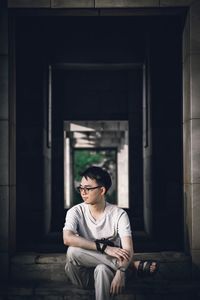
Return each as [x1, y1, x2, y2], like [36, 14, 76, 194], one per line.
[104, 246, 130, 261]
[104, 245, 130, 261]
[110, 270, 125, 296]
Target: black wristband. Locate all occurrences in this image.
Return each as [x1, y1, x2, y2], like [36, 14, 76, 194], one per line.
[95, 238, 114, 254]
[95, 241, 102, 252]
[101, 243, 107, 253]
[95, 241, 107, 253]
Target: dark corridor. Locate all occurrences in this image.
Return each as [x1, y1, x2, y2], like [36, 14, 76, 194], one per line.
[15, 14, 184, 252]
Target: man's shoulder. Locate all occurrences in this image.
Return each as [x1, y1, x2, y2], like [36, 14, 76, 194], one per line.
[106, 203, 126, 216]
[67, 202, 85, 214]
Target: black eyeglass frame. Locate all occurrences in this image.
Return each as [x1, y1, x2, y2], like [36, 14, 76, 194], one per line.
[76, 186, 102, 194]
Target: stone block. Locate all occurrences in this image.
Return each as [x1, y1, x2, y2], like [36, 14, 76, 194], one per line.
[191, 119, 200, 183]
[183, 56, 191, 122]
[34, 282, 94, 298]
[0, 252, 9, 280]
[0, 121, 9, 185]
[160, 0, 193, 7]
[191, 183, 200, 249]
[9, 123, 16, 186]
[183, 12, 190, 63]
[190, 1, 200, 53]
[11, 253, 37, 264]
[36, 253, 66, 264]
[11, 263, 67, 282]
[191, 249, 200, 278]
[184, 183, 192, 252]
[9, 186, 16, 251]
[183, 121, 191, 184]
[43, 296, 64, 300]
[8, 0, 50, 7]
[0, 56, 8, 120]
[95, 0, 159, 8]
[0, 11, 8, 55]
[0, 186, 9, 252]
[52, 0, 94, 8]
[191, 54, 200, 119]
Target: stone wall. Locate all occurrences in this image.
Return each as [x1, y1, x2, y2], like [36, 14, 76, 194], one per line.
[0, 9, 9, 280]
[183, 1, 200, 276]
[0, 0, 200, 280]
[7, 0, 195, 9]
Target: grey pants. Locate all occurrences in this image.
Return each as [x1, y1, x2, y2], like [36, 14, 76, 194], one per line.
[65, 246, 119, 300]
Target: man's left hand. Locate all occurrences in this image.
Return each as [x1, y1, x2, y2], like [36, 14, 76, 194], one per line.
[110, 270, 125, 296]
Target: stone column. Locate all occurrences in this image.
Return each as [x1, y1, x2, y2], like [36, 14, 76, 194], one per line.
[0, 9, 9, 280]
[183, 0, 200, 277]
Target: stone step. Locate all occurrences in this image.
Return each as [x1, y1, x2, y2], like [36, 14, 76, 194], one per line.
[10, 252, 192, 283]
[0, 279, 200, 300]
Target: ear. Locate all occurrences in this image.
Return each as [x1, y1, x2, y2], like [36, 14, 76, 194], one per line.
[100, 186, 106, 196]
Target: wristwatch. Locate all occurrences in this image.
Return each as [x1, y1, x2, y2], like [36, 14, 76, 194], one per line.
[118, 267, 126, 272]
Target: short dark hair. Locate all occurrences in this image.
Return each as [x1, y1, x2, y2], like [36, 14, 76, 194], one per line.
[81, 166, 112, 194]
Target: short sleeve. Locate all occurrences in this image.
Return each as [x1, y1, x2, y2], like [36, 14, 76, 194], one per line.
[63, 206, 79, 233]
[117, 211, 132, 238]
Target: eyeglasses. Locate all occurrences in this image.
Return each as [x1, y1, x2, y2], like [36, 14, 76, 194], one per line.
[76, 186, 102, 194]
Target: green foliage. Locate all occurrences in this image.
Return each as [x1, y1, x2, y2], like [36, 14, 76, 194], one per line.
[72, 149, 117, 206]
[74, 149, 115, 181]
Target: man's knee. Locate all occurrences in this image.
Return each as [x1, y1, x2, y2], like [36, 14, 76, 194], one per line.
[66, 246, 82, 263]
[94, 264, 113, 279]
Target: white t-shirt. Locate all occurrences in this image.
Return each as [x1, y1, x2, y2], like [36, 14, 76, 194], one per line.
[63, 201, 132, 247]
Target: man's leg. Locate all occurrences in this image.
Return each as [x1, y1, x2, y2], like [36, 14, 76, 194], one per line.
[65, 247, 118, 296]
[65, 247, 93, 288]
[94, 264, 114, 300]
[66, 246, 118, 270]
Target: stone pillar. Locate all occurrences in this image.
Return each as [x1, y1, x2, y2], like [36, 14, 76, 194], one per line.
[0, 9, 9, 280]
[43, 66, 52, 235]
[183, 0, 200, 277]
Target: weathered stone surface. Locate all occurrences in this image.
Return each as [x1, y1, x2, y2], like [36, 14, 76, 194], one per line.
[95, 0, 159, 8]
[0, 56, 8, 120]
[183, 11, 190, 63]
[11, 263, 66, 282]
[11, 254, 37, 264]
[0, 121, 9, 185]
[0, 284, 34, 296]
[183, 121, 191, 184]
[0, 11, 8, 55]
[10, 252, 193, 283]
[191, 249, 200, 277]
[160, 0, 194, 7]
[192, 183, 200, 249]
[0, 252, 9, 280]
[34, 281, 94, 296]
[183, 56, 191, 122]
[0, 186, 9, 252]
[190, 1, 200, 53]
[184, 183, 192, 251]
[8, 0, 50, 7]
[52, 0, 94, 8]
[191, 119, 200, 183]
[191, 54, 200, 119]
[36, 254, 66, 264]
[1, 279, 200, 299]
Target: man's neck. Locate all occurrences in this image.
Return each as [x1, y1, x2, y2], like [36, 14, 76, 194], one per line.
[89, 199, 106, 214]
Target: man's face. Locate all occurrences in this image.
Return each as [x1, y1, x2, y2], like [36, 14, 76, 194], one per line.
[79, 176, 105, 205]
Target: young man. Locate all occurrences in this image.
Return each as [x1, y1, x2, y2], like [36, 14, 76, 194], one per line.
[63, 166, 157, 300]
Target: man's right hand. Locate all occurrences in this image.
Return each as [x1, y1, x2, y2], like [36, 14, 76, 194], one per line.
[104, 245, 130, 261]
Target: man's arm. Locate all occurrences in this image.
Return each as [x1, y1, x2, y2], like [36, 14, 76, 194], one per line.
[110, 236, 134, 296]
[63, 229, 96, 250]
[63, 230, 131, 261]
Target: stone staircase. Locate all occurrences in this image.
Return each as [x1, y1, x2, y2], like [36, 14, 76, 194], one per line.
[0, 252, 200, 300]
